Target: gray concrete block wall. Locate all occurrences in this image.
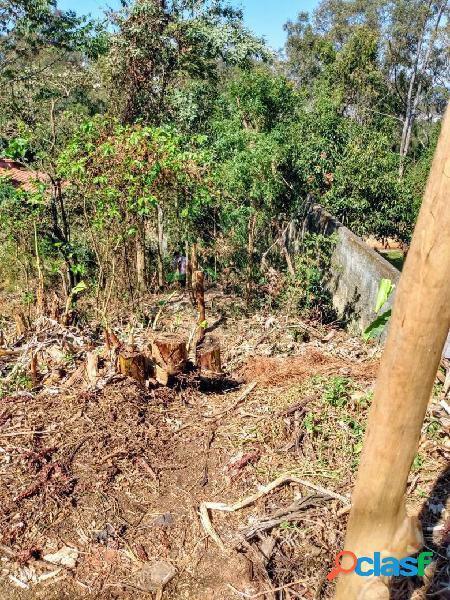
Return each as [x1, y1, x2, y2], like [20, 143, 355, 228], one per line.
[303, 202, 401, 334]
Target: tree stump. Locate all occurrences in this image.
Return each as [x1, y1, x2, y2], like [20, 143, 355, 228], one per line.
[118, 350, 146, 384]
[49, 292, 60, 321]
[86, 351, 99, 386]
[197, 338, 221, 373]
[154, 365, 170, 386]
[14, 311, 29, 337]
[30, 353, 39, 387]
[151, 335, 187, 375]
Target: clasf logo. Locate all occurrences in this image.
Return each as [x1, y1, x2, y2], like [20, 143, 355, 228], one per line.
[327, 550, 433, 581]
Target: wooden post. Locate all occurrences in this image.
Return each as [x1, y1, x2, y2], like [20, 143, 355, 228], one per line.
[193, 270, 206, 343]
[191, 243, 198, 273]
[335, 105, 450, 599]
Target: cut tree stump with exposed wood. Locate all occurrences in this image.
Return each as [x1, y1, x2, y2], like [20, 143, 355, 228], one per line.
[197, 337, 221, 374]
[117, 350, 147, 385]
[154, 364, 169, 386]
[151, 334, 187, 376]
[49, 292, 60, 321]
[86, 352, 99, 386]
[335, 103, 450, 600]
[14, 311, 29, 337]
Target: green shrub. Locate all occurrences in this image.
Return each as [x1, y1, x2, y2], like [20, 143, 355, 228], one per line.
[281, 232, 337, 322]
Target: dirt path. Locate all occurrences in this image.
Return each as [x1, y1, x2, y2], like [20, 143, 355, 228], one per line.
[0, 293, 448, 599]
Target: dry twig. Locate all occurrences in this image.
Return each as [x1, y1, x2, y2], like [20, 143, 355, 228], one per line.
[199, 473, 350, 550]
[227, 578, 307, 598]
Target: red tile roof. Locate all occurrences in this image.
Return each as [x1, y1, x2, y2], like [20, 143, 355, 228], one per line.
[0, 158, 49, 193]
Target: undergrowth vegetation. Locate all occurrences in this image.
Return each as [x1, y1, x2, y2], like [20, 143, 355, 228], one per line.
[0, 0, 447, 321]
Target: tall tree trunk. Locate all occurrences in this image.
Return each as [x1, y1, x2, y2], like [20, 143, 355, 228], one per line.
[156, 204, 164, 288]
[185, 240, 191, 289]
[136, 220, 146, 293]
[190, 243, 198, 273]
[193, 270, 206, 344]
[245, 212, 257, 306]
[34, 223, 45, 317]
[335, 104, 450, 599]
[398, 0, 445, 177]
[398, 3, 428, 176]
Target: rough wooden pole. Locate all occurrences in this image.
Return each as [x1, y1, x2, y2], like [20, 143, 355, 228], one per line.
[189, 243, 199, 305]
[34, 223, 46, 317]
[335, 105, 450, 599]
[191, 243, 198, 273]
[193, 270, 206, 343]
[245, 213, 256, 306]
[156, 204, 164, 288]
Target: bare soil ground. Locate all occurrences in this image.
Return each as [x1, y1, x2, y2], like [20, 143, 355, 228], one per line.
[0, 289, 448, 600]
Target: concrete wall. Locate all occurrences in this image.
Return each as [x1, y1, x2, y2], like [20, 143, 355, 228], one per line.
[303, 202, 401, 334]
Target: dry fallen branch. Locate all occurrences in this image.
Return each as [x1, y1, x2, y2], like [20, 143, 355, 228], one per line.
[227, 578, 307, 599]
[240, 495, 324, 540]
[203, 382, 257, 419]
[199, 473, 350, 550]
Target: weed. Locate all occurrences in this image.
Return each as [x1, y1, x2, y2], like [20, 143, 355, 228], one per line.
[280, 233, 337, 323]
[412, 453, 424, 471]
[323, 377, 352, 407]
[303, 412, 321, 435]
[0, 367, 32, 397]
[426, 420, 442, 440]
[22, 291, 35, 306]
[63, 352, 77, 365]
[279, 521, 300, 531]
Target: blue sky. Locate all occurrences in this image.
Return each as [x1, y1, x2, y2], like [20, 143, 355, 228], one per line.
[58, 0, 320, 50]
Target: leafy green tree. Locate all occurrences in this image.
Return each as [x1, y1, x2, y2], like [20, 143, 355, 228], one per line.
[58, 118, 211, 301]
[0, 177, 47, 292]
[0, 1, 108, 293]
[285, 0, 449, 173]
[386, 0, 449, 174]
[284, 11, 335, 86]
[210, 69, 297, 300]
[105, 0, 269, 127]
[0, 0, 106, 156]
[321, 121, 414, 242]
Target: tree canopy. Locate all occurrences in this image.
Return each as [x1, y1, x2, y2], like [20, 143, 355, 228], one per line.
[0, 0, 448, 305]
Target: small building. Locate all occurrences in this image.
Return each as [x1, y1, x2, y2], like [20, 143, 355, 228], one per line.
[0, 158, 48, 192]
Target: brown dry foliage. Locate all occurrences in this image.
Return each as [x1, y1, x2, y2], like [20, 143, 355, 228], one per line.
[239, 349, 378, 387]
